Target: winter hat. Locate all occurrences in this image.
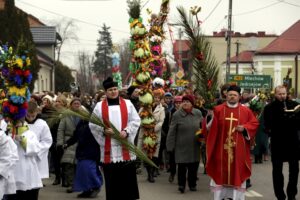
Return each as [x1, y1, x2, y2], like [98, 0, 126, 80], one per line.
[103, 77, 118, 90]
[127, 85, 137, 96]
[164, 92, 173, 97]
[182, 95, 195, 105]
[42, 95, 53, 103]
[174, 96, 182, 103]
[227, 85, 241, 95]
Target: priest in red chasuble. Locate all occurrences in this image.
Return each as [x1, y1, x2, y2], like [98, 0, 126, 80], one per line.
[206, 85, 259, 200]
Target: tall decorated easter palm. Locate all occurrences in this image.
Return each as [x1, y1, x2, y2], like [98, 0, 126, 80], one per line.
[148, 0, 170, 83]
[127, 0, 158, 158]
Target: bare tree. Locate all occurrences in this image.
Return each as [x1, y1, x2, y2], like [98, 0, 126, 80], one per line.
[119, 39, 131, 85]
[49, 18, 78, 62]
[77, 51, 95, 95]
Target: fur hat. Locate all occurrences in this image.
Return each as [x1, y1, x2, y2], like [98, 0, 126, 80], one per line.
[103, 77, 118, 90]
[42, 95, 53, 103]
[182, 95, 195, 105]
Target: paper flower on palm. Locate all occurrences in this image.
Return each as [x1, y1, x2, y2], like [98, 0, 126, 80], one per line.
[143, 136, 156, 148]
[136, 71, 151, 84]
[139, 92, 153, 105]
[0, 45, 32, 123]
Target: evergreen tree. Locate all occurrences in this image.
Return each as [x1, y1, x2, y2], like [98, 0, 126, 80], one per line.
[93, 23, 113, 81]
[55, 61, 74, 92]
[0, 0, 40, 91]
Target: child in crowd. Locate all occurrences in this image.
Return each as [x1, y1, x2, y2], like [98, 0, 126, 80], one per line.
[26, 102, 53, 181]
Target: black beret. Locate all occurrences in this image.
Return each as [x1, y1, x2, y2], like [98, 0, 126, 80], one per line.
[127, 85, 137, 96]
[103, 77, 118, 90]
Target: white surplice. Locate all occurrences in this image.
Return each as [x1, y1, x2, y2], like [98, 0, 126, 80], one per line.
[28, 118, 53, 179]
[89, 99, 141, 163]
[13, 129, 43, 191]
[210, 179, 247, 200]
[0, 128, 18, 198]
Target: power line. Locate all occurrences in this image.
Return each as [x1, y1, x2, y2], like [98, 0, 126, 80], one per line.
[16, 0, 130, 34]
[278, 0, 300, 7]
[233, 1, 282, 16]
[212, 15, 227, 31]
[202, 0, 223, 23]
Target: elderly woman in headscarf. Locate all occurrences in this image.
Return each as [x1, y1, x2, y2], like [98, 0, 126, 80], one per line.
[166, 95, 202, 193]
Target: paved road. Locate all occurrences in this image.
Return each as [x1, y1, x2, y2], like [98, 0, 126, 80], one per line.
[40, 161, 300, 200]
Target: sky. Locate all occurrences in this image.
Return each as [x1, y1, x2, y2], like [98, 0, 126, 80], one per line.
[15, 0, 300, 69]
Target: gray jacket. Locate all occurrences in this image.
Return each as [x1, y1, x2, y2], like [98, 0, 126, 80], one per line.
[57, 116, 79, 164]
[166, 108, 202, 163]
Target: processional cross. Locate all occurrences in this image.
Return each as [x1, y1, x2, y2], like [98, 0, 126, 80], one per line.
[224, 112, 238, 184]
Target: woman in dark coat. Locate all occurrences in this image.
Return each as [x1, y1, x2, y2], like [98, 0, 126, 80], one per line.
[64, 120, 103, 198]
[166, 95, 202, 193]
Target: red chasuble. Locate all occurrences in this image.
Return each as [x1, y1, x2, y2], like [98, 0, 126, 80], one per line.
[102, 98, 130, 163]
[206, 103, 259, 187]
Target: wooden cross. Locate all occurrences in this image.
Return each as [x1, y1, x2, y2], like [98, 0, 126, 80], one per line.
[224, 112, 238, 184]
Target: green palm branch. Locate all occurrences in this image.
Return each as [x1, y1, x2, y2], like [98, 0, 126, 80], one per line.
[176, 6, 219, 107]
[47, 108, 157, 168]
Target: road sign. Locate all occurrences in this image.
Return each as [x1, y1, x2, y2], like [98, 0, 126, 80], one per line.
[228, 75, 272, 89]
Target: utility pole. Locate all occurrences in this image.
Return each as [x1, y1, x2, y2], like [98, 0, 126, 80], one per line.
[225, 0, 233, 83]
[295, 53, 298, 97]
[235, 40, 240, 74]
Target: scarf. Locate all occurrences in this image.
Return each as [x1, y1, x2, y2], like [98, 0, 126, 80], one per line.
[102, 97, 130, 163]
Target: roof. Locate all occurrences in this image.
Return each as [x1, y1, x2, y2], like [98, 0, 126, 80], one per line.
[230, 51, 255, 63]
[30, 26, 57, 44]
[257, 20, 300, 54]
[36, 49, 54, 66]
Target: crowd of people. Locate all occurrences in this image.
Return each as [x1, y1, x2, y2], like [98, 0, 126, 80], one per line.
[0, 77, 300, 200]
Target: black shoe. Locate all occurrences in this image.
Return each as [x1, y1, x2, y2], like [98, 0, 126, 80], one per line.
[178, 186, 185, 193]
[189, 187, 197, 191]
[246, 183, 252, 189]
[89, 188, 100, 198]
[147, 176, 155, 183]
[77, 191, 92, 198]
[66, 187, 73, 193]
[52, 178, 61, 185]
[168, 175, 174, 183]
[62, 182, 70, 187]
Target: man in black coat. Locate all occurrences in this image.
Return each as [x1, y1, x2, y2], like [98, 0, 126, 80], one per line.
[264, 85, 300, 200]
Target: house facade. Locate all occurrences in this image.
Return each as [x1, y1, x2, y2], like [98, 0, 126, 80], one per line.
[0, 0, 58, 93]
[254, 20, 300, 96]
[173, 30, 277, 83]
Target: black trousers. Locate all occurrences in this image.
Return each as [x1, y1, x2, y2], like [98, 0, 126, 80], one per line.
[168, 151, 176, 176]
[177, 162, 199, 189]
[272, 159, 299, 200]
[5, 189, 39, 200]
[102, 161, 139, 200]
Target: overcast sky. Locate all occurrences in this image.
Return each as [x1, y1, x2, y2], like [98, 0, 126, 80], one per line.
[15, 0, 300, 68]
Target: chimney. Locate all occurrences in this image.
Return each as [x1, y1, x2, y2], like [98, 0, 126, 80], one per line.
[234, 32, 241, 37]
[0, 0, 5, 10]
[257, 31, 265, 37]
